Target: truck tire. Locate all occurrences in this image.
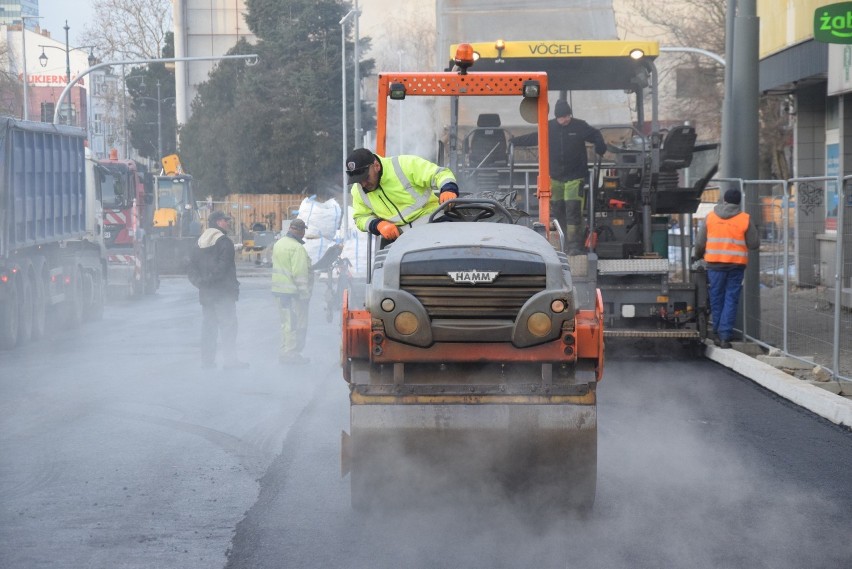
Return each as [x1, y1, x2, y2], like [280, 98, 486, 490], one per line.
[64, 265, 85, 327]
[16, 267, 35, 345]
[84, 269, 105, 321]
[0, 277, 19, 349]
[143, 263, 159, 295]
[130, 272, 143, 299]
[30, 268, 47, 340]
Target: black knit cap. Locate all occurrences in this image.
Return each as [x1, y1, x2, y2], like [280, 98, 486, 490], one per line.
[724, 189, 742, 205]
[346, 148, 377, 183]
[554, 100, 572, 118]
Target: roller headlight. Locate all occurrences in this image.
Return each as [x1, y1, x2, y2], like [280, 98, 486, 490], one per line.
[381, 298, 395, 312]
[550, 299, 566, 313]
[527, 312, 552, 337]
[394, 311, 419, 335]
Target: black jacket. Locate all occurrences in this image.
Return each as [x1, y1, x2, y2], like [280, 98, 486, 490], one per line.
[188, 227, 240, 304]
[513, 117, 606, 182]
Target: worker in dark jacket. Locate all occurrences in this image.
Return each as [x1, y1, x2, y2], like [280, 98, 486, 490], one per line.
[694, 189, 760, 348]
[513, 100, 607, 254]
[188, 210, 248, 369]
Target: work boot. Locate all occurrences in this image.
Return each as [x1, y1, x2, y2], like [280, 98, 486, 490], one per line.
[565, 224, 582, 255]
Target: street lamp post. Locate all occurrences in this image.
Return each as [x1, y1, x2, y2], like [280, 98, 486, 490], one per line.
[19, 15, 43, 120]
[157, 81, 162, 162]
[397, 50, 404, 154]
[38, 22, 96, 126]
[52, 54, 260, 128]
[134, 80, 175, 161]
[339, 9, 359, 236]
[353, 0, 362, 147]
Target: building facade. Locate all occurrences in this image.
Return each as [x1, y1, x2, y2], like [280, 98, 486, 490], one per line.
[1, 23, 91, 127]
[757, 0, 851, 304]
[172, 0, 256, 125]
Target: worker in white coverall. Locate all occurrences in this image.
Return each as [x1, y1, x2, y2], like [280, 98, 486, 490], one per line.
[271, 218, 313, 365]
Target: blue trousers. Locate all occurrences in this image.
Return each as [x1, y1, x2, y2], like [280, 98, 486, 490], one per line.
[707, 266, 745, 342]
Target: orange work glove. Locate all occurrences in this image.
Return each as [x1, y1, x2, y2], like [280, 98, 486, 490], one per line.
[377, 220, 400, 240]
[439, 191, 456, 204]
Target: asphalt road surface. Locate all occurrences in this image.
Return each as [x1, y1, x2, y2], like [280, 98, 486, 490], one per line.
[1, 274, 850, 569]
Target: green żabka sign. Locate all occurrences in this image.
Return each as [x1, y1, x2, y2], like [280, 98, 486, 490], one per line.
[816, 2, 852, 43]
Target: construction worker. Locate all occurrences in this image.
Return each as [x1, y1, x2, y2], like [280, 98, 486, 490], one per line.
[271, 218, 313, 365]
[694, 189, 759, 349]
[512, 100, 606, 254]
[345, 148, 459, 242]
[187, 210, 249, 370]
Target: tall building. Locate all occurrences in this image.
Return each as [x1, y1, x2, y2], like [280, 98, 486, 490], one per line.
[0, 0, 38, 28]
[172, 0, 256, 125]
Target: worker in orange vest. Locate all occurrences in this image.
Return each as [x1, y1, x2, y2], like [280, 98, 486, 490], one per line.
[694, 189, 759, 348]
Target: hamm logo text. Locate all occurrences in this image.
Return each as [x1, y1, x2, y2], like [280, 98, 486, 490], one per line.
[448, 270, 499, 284]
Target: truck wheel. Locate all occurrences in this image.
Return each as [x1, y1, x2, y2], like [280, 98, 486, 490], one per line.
[0, 277, 19, 349]
[85, 269, 105, 321]
[143, 261, 159, 295]
[16, 269, 34, 345]
[30, 269, 47, 340]
[130, 273, 143, 299]
[64, 265, 85, 327]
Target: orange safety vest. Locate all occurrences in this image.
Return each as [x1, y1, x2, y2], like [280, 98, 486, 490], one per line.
[704, 211, 750, 264]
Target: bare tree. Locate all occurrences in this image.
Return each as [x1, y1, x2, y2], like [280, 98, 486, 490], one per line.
[0, 36, 23, 116]
[79, 0, 172, 61]
[620, 0, 790, 178]
[621, 0, 726, 140]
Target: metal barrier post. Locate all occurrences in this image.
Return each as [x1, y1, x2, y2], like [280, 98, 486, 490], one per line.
[834, 176, 849, 380]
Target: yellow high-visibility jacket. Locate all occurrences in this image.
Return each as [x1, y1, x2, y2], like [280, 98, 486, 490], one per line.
[350, 155, 456, 232]
[271, 234, 312, 298]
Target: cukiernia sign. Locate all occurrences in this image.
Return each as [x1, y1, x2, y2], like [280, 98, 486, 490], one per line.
[815, 2, 852, 43]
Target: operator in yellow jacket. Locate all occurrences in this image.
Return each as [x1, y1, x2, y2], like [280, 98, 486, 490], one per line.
[345, 148, 459, 242]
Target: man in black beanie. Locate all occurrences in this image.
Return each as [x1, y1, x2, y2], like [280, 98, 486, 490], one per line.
[694, 189, 759, 348]
[512, 99, 606, 254]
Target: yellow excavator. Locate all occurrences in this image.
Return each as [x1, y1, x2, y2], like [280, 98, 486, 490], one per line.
[151, 154, 201, 274]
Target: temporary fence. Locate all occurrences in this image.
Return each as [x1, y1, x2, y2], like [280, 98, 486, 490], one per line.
[202, 194, 306, 244]
[695, 176, 850, 383]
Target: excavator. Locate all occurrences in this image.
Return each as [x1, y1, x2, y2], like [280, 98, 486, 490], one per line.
[151, 154, 201, 274]
[339, 44, 605, 513]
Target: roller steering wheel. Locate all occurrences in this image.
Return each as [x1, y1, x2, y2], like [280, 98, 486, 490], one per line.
[428, 197, 514, 224]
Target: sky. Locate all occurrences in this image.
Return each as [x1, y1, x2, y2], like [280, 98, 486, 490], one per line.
[36, 0, 96, 46]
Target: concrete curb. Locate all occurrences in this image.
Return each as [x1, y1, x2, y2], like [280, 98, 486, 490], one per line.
[705, 343, 852, 429]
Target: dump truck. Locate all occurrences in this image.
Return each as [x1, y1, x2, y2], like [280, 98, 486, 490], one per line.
[0, 117, 107, 349]
[339, 46, 605, 512]
[453, 40, 719, 341]
[151, 154, 201, 274]
[98, 150, 159, 297]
